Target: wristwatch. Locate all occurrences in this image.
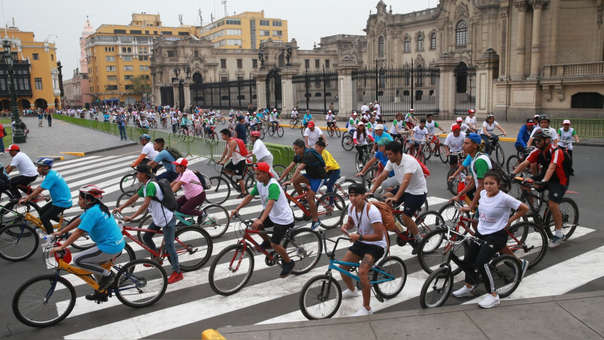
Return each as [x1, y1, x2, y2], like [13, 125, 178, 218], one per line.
[359, 234, 363, 241]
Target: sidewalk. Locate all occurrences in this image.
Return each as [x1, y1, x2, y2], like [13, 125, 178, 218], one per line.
[217, 290, 604, 340]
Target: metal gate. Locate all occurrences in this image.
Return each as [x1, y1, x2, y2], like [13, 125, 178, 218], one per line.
[265, 68, 282, 110]
[190, 79, 256, 111]
[160, 86, 174, 107]
[453, 62, 476, 115]
[292, 71, 338, 114]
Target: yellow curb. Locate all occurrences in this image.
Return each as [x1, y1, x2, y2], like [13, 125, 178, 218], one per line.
[201, 329, 226, 340]
[60, 152, 86, 157]
[41, 155, 64, 161]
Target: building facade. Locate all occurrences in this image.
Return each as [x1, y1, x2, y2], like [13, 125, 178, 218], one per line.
[1, 27, 62, 112]
[63, 18, 94, 108]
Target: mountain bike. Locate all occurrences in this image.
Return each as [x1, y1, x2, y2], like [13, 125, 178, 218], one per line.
[136, 205, 230, 240]
[354, 144, 374, 172]
[266, 121, 285, 137]
[484, 133, 505, 167]
[341, 131, 355, 151]
[285, 183, 346, 229]
[326, 122, 341, 138]
[206, 163, 256, 205]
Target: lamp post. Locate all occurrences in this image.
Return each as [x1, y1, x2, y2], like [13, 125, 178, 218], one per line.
[2, 40, 26, 143]
[304, 64, 310, 112]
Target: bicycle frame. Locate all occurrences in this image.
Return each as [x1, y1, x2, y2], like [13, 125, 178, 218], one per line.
[120, 224, 194, 260]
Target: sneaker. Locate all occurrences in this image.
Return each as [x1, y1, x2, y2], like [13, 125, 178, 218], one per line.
[342, 288, 360, 299]
[85, 290, 108, 302]
[409, 237, 421, 255]
[279, 260, 295, 278]
[351, 306, 373, 316]
[520, 259, 529, 280]
[97, 273, 115, 291]
[452, 285, 475, 298]
[168, 271, 184, 284]
[310, 221, 321, 230]
[550, 235, 564, 248]
[478, 294, 500, 309]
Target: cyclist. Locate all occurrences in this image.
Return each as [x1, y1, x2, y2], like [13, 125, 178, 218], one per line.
[512, 129, 570, 247]
[515, 119, 536, 155]
[368, 141, 427, 252]
[148, 138, 178, 182]
[408, 118, 429, 157]
[389, 112, 406, 141]
[269, 108, 280, 131]
[558, 120, 579, 175]
[4, 144, 38, 198]
[170, 158, 205, 217]
[180, 113, 191, 135]
[444, 124, 466, 169]
[527, 114, 558, 148]
[280, 139, 326, 230]
[357, 138, 395, 187]
[290, 107, 299, 121]
[326, 110, 336, 130]
[464, 109, 478, 132]
[425, 113, 445, 137]
[235, 115, 248, 144]
[218, 128, 247, 197]
[481, 114, 506, 154]
[302, 110, 313, 128]
[19, 158, 72, 234]
[453, 171, 529, 309]
[114, 164, 183, 284]
[51, 185, 125, 302]
[314, 139, 340, 193]
[339, 183, 387, 316]
[130, 134, 158, 169]
[451, 116, 470, 133]
[353, 122, 374, 164]
[250, 130, 277, 177]
[451, 133, 490, 208]
[372, 124, 393, 147]
[304, 121, 325, 148]
[404, 108, 417, 129]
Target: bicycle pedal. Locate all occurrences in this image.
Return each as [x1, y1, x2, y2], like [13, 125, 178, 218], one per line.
[374, 291, 385, 303]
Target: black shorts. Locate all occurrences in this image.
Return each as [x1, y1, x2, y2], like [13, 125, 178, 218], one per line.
[264, 217, 295, 244]
[449, 154, 459, 166]
[349, 241, 385, 261]
[546, 181, 567, 204]
[225, 160, 246, 176]
[392, 192, 426, 217]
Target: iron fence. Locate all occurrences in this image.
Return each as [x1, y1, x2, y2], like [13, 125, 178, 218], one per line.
[293, 71, 339, 115]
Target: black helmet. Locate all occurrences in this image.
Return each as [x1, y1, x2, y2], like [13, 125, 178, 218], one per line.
[348, 183, 367, 195]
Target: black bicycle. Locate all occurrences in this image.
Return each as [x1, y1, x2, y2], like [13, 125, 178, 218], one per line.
[206, 163, 255, 205]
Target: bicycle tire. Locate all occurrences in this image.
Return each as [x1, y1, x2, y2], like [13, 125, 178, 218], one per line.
[424, 143, 433, 161]
[70, 233, 95, 250]
[119, 173, 138, 194]
[394, 200, 430, 226]
[341, 134, 354, 151]
[299, 274, 342, 320]
[414, 211, 444, 237]
[317, 192, 346, 229]
[543, 197, 579, 240]
[208, 243, 255, 296]
[327, 127, 334, 137]
[0, 222, 39, 261]
[417, 228, 467, 276]
[174, 226, 213, 271]
[289, 188, 309, 221]
[116, 192, 147, 223]
[506, 155, 521, 175]
[506, 221, 547, 269]
[373, 256, 407, 299]
[495, 143, 505, 167]
[335, 127, 341, 137]
[283, 228, 322, 275]
[12, 274, 76, 327]
[114, 258, 168, 308]
[354, 152, 363, 172]
[277, 126, 284, 137]
[200, 204, 230, 239]
[446, 167, 466, 196]
[267, 125, 275, 137]
[439, 144, 449, 163]
[419, 267, 453, 308]
[206, 176, 231, 205]
[490, 254, 522, 298]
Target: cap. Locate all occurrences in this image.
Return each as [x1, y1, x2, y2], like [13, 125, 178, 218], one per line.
[172, 157, 188, 167]
[563, 119, 571, 125]
[456, 117, 463, 123]
[308, 121, 315, 128]
[468, 109, 476, 114]
[451, 124, 461, 132]
[409, 108, 415, 112]
[467, 133, 482, 145]
[348, 183, 367, 195]
[250, 130, 261, 137]
[6, 144, 19, 152]
[135, 164, 153, 175]
[254, 162, 273, 177]
[375, 124, 384, 130]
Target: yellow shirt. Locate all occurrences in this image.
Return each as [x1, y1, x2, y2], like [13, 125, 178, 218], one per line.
[321, 149, 340, 172]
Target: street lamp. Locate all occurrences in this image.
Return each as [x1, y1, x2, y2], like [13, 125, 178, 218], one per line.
[2, 40, 26, 143]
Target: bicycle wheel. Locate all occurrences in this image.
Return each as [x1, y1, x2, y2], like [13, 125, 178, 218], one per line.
[0, 222, 39, 262]
[200, 204, 230, 239]
[205, 176, 231, 205]
[341, 134, 354, 151]
[114, 258, 168, 308]
[327, 126, 334, 137]
[12, 274, 76, 327]
[335, 127, 341, 137]
[317, 192, 346, 229]
[283, 228, 322, 274]
[420, 267, 453, 308]
[277, 126, 284, 137]
[490, 255, 521, 298]
[417, 228, 467, 275]
[354, 152, 363, 172]
[438, 202, 471, 230]
[289, 189, 309, 221]
[506, 221, 547, 269]
[494, 143, 505, 167]
[439, 145, 449, 163]
[447, 167, 466, 196]
[299, 275, 342, 320]
[0, 200, 41, 225]
[116, 192, 147, 223]
[544, 197, 579, 240]
[267, 125, 275, 136]
[414, 211, 445, 237]
[373, 256, 407, 299]
[174, 226, 213, 271]
[423, 143, 433, 161]
[506, 155, 522, 175]
[208, 243, 255, 296]
[119, 173, 138, 194]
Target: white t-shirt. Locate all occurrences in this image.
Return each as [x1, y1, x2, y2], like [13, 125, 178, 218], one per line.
[444, 132, 466, 153]
[142, 142, 158, 160]
[347, 203, 387, 249]
[558, 128, 575, 150]
[10, 152, 38, 177]
[464, 116, 477, 129]
[253, 139, 271, 160]
[482, 121, 499, 134]
[383, 154, 428, 195]
[254, 178, 293, 225]
[451, 122, 470, 133]
[141, 180, 174, 227]
[412, 126, 429, 143]
[304, 127, 323, 146]
[477, 190, 521, 235]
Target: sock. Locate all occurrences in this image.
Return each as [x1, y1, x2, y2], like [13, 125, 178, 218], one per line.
[414, 234, 422, 242]
[555, 229, 563, 238]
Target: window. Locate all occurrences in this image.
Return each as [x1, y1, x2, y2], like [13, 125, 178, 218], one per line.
[272, 20, 282, 27]
[32, 53, 39, 60]
[124, 65, 133, 71]
[161, 31, 173, 35]
[272, 30, 282, 37]
[455, 21, 468, 47]
[107, 75, 117, 81]
[221, 59, 227, 69]
[105, 85, 118, 91]
[403, 35, 411, 53]
[260, 20, 270, 26]
[194, 50, 199, 57]
[140, 65, 149, 71]
[167, 50, 176, 57]
[252, 59, 258, 68]
[106, 65, 116, 72]
[122, 56, 133, 61]
[130, 30, 142, 34]
[237, 59, 243, 69]
[571, 92, 604, 108]
[105, 56, 114, 62]
[113, 29, 126, 34]
[178, 32, 189, 36]
[417, 32, 424, 51]
[34, 78, 43, 90]
[121, 47, 132, 53]
[214, 39, 242, 47]
[51, 54, 54, 61]
[315, 59, 320, 68]
[138, 55, 149, 61]
[104, 46, 115, 52]
[325, 59, 330, 68]
[225, 19, 241, 25]
[260, 30, 270, 36]
[430, 32, 437, 50]
[124, 75, 134, 80]
[378, 35, 385, 58]
[125, 85, 134, 90]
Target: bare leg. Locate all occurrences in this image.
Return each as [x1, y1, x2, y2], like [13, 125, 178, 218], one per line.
[359, 254, 375, 310]
[549, 200, 563, 231]
[401, 214, 419, 236]
[339, 251, 360, 291]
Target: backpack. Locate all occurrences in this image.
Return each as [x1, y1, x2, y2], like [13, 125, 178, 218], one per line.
[165, 146, 182, 160]
[411, 156, 431, 177]
[306, 148, 326, 179]
[233, 138, 249, 157]
[366, 201, 398, 233]
[541, 147, 572, 181]
[150, 179, 178, 211]
[473, 153, 510, 192]
[193, 170, 211, 190]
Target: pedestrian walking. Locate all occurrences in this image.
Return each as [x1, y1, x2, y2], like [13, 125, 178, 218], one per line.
[117, 114, 127, 140]
[37, 109, 43, 127]
[46, 110, 52, 127]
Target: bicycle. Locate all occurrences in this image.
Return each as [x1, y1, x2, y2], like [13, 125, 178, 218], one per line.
[290, 117, 301, 129]
[285, 183, 346, 229]
[326, 122, 341, 138]
[266, 121, 285, 137]
[136, 205, 230, 240]
[484, 133, 505, 167]
[206, 163, 255, 205]
[505, 146, 534, 175]
[298, 232, 407, 320]
[419, 227, 522, 308]
[12, 238, 166, 328]
[354, 143, 374, 173]
[208, 213, 322, 296]
[341, 131, 354, 152]
[423, 135, 444, 162]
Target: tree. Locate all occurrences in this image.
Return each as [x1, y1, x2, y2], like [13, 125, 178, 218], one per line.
[129, 75, 151, 103]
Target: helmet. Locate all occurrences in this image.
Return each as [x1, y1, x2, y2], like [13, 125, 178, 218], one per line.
[487, 113, 495, 118]
[250, 130, 261, 137]
[468, 109, 476, 114]
[79, 184, 104, 200]
[140, 134, 151, 141]
[452, 124, 461, 132]
[539, 114, 550, 122]
[36, 157, 54, 168]
[533, 128, 555, 140]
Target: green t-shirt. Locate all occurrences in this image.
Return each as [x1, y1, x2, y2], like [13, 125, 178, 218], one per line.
[250, 182, 280, 201]
[473, 158, 489, 180]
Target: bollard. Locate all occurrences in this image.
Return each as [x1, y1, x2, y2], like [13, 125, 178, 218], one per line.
[201, 329, 226, 340]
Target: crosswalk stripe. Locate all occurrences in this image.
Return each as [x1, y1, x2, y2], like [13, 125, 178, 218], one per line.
[51, 155, 102, 168]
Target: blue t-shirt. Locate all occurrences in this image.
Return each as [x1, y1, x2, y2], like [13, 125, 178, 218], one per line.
[462, 154, 473, 168]
[515, 125, 532, 149]
[375, 151, 395, 177]
[154, 150, 176, 173]
[41, 170, 72, 208]
[373, 131, 393, 145]
[303, 114, 312, 124]
[77, 204, 125, 254]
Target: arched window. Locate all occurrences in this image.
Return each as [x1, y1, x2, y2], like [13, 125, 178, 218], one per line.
[378, 35, 385, 58]
[417, 32, 424, 51]
[430, 32, 437, 50]
[403, 35, 411, 53]
[456, 20, 468, 47]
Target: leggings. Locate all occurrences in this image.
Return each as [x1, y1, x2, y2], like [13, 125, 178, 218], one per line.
[72, 245, 118, 278]
[459, 229, 508, 294]
[39, 203, 67, 234]
[8, 175, 37, 198]
[176, 192, 206, 216]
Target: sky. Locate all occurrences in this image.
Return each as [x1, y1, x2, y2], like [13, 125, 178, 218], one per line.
[2, 0, 439, 79]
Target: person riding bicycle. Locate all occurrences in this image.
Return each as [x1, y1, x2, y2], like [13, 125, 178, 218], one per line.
[409, 118, 429, 157]
[372, 124, 393, 148]
[558, 120, 579, 175]
[231, 162, 296, 277]
[444, 124, 466, 169]
[451, 117, 470, 133]
[180, 113, 191, 135]
[326, 110, 336, 129]
[147, 138, 178, 182]
[464, 109, 478, 132]
[452, 171, 529, 309]
[280, 139, 326, 230]
[353, 122, 374, 163]
[269, 109, 280, 129]
[235, 115, 248, 144]
[302, 110, 313, 128]
[425, 114, 445, 139]
[515, 119, 536, 155]
[219, 128, 248, 197]
[304, 121, 325, 148]
[369, 141, 428, 252]
[347, 112, 359, 134]
[51, 185, 126, 302]
[527, 114, 559, 148]
[113, 164, 183, 284]
[480, 114, 506, 154]
[290, 107, 299, 120]
[4, 144, 38, 198]
[19, 158, 72, 234]
[170, 158, 205, 217]
[357, 138, 395, 186]
[130, 134, 158, 169]
[389, 112, 407, 141]
[338, 183, 387, 316]
[314, 139, 340, 193]
[250, 130, 277, 177]
[404, 108, 417, 129]
[451, 133, 490, 207]
[512, 129, 570, 247]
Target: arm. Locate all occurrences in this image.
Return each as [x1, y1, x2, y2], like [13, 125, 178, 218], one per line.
[512, 159, 531, 175]
[507, 203, 529, 226]
[350, 220, 385, 242]
[357, 157, 378, 176]
[232, 193, 254, 216]
[252, 199, 275, 229]
[130, 154, 147, 167]
[290, 163, 306, 183]
[387, 173, 412, 203]
[496, 123, 506, 135]
[541, 160, 558, 183]
[368, 169, 390, 194]
[51, 228, 85, 253]
[53, 216, 82, 237]
[20, 186, 44, 203]
[279, 161, 296, 182]
[171, 181, 183, 192]
[304, 135, 309, 147]
[574, 133, 580, 143]
[5, 165, 15, 174]
[340, 216, 354, 234]
[220, 141, 235, 164]
[114, 194, 140, 213]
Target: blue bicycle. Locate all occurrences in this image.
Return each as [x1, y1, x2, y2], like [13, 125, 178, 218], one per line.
[298, 232, 407, 320]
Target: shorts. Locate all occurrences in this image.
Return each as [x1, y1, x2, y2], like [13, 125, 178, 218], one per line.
[264, 217, 295, 244]
[389, 192, 426, 217]
[327, 121, 335, 127]
[449, 153, 460, 166]
[349, 241, 385, 261]
[302, 173, 324, 193]
[226, 160, 246, 177]
[546, 181, 567, 204]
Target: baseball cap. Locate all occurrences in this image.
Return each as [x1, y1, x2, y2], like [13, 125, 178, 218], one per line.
[451, 124, 461, 132]
[308, 121, 315, 128]
[563, 119, 571, 125]
[172, 157, 188, 167]
[254, 162, 273, 177]
[467, 133, 482, 145]
[375, 124, 384, 130]
[6, 144, 20, 152]
[251, 130, 261, 137]
[456, 117, 463, 123]
[135, 164, 153, 175]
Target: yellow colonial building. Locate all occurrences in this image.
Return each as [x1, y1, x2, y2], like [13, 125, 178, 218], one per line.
[0, 27, 62, 111]
[85, 13, 198, 105]
[198, 11, 288, 49]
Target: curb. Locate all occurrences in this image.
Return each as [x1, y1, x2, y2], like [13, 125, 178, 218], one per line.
[201, 329, 226, 340]
[40, 155, 64, 161]
[60, 152, 85, 157]
[83, 142, 138, 155]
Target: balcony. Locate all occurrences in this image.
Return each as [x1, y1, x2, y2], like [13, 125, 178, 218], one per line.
[542, 62, 604, 81]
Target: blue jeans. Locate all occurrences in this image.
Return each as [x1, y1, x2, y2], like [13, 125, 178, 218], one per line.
[325, 169, 341, 193]
[143, 217, 179, 273]
[156, 170, 178, 183]
[481, 134, 498, 153]
[118, 125, 127, 140]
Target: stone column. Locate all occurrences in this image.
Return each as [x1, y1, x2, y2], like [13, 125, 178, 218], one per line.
[511, 1, 528, 80]
[183, 80, 192, 111]
[336, 65, 358, 115]
[172, 83, 180, 109]
[529, 1, 544, 79]
[437, 57, 457, 119]
[255, 76, 266, 109]
[152, 86, 160, 106]
[476, 50, 499, 113]
[281, 75, 294, 112]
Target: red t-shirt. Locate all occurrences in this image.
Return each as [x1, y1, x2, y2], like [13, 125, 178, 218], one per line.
[526, 145, 568, 186]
